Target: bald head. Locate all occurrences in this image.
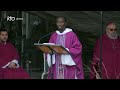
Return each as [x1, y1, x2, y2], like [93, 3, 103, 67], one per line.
[106, 23, 116, 30]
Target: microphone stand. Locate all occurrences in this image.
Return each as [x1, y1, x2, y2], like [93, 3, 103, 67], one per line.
[38, 31, 55, 43]
[48, 47, 54, 79]
[37, 31, 55, 79]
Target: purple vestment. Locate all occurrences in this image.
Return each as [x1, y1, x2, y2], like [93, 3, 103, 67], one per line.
[0, 42, 30, 79]
[47, 29, 84, 79]
[90, 34, 120, 79]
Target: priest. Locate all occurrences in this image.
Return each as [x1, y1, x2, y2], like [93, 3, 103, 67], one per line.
[47, 16, 84, 79]
[90, 22, 120, 79]
[0, 28, 30, 79]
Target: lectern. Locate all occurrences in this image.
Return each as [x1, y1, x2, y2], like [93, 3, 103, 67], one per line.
[34, 43, 70, 79]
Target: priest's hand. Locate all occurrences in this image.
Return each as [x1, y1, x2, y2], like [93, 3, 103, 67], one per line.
[8, 62, 17, 68]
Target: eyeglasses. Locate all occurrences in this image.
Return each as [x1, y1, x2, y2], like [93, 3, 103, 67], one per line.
[109, 29, 117, 31]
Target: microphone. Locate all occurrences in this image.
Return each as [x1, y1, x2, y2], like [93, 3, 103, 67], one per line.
[38, 31, 55, 43]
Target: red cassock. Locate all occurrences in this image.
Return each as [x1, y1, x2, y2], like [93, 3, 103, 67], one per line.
[0, 42, 30, 79]
[90, 34, 120, 79]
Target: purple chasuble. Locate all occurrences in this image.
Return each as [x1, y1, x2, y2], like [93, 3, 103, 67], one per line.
[47, 29, 84, 79]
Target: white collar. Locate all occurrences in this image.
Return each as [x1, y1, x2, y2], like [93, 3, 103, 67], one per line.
[56, 28, 72, 35]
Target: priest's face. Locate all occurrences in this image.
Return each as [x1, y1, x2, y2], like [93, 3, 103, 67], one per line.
[56, 17, 66, 32]
[0, 31, 8, 43]
[106, 23, 118, 39]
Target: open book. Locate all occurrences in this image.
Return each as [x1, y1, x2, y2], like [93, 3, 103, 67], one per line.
[34, 43, 70, 54]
